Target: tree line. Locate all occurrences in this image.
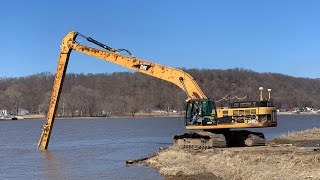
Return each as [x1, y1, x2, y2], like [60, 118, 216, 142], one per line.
[0, 68, 319, 117]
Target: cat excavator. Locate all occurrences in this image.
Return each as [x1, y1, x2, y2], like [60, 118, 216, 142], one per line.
[38, 31, 277, 150]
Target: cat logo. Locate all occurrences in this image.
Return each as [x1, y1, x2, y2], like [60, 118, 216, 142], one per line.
[140, 65, 148, 70]
[133, 64, 151, 71]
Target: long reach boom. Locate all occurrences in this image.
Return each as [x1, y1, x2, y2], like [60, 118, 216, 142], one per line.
[38, 31, 207, 150]
[39, 31, 277, 150]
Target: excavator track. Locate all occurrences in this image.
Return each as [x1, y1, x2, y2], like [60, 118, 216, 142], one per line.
[226, 130, 266, 147]
[173, 130, 266, 149]
[173, 132, 227, 149]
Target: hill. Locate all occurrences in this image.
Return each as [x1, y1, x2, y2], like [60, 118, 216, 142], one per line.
[0, 69, 319, 116]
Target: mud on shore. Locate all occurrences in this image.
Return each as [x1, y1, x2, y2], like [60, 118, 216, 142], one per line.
[131, 128, 320, 180]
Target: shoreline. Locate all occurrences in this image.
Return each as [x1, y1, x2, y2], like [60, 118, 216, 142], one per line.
[19, 113, 184, 120]
[277, 111, 320, 115]
[17, 112, 320, 120]
[130, 128, 320, 180]
[3, 108, 319, 120]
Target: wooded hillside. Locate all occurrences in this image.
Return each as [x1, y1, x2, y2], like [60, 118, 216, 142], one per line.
[0, 68, 319, 116]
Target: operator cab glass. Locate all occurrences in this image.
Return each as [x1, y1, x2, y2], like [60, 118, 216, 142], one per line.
[186, 99, 217, 126]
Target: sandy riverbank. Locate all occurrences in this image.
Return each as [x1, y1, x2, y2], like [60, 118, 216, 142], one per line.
[143, 128, 320, 180]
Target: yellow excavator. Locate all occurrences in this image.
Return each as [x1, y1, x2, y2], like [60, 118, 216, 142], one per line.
[38, 31, 277, 150]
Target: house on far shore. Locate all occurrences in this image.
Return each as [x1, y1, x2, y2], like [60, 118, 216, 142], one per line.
[0, 109, 8, 117]
[18, 108, 29, 116]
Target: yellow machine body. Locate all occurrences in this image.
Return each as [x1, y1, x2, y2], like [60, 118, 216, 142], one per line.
[38, 31, 277, 150]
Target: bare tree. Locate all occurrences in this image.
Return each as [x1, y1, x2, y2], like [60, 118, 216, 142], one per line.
[4, 85, 23, 115]
[0, 69, 319, 116]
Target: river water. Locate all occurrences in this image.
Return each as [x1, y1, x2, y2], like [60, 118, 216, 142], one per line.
[0, 115, 319, 179]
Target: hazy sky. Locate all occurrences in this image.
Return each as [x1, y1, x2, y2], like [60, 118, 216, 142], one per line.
[1, 1, 319, 78]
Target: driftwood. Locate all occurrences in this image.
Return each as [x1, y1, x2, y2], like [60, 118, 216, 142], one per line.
[126, 147, 168, 165]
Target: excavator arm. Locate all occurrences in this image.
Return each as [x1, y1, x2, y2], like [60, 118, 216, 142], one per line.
[38, 31, 207, 150]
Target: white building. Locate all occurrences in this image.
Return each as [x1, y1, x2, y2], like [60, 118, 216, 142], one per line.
[0, 109, 8, 116]
[18, 108, 29, 115]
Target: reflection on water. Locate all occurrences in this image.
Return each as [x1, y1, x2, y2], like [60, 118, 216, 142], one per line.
[0, 115, 319, 179]
[41, 150, 66, 180]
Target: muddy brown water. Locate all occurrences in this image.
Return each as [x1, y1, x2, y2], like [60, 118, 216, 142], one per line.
[0, 115, 319, 179]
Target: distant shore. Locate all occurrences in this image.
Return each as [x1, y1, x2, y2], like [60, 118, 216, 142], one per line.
[15, 111, 320, 120]
[277, 111, 320, 115]
[19, 112, 184, 120]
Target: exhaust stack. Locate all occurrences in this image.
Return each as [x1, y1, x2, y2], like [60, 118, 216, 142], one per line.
[259, 87, 264, 101]
[267, 89, 272, 100]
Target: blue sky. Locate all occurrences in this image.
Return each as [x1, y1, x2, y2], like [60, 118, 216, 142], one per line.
[1, 1, 319, 78]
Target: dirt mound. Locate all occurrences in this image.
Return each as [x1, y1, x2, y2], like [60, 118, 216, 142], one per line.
[144, 128, 320, 180]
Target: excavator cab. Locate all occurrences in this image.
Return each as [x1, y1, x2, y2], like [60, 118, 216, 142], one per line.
[186, 99, 217, 126]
